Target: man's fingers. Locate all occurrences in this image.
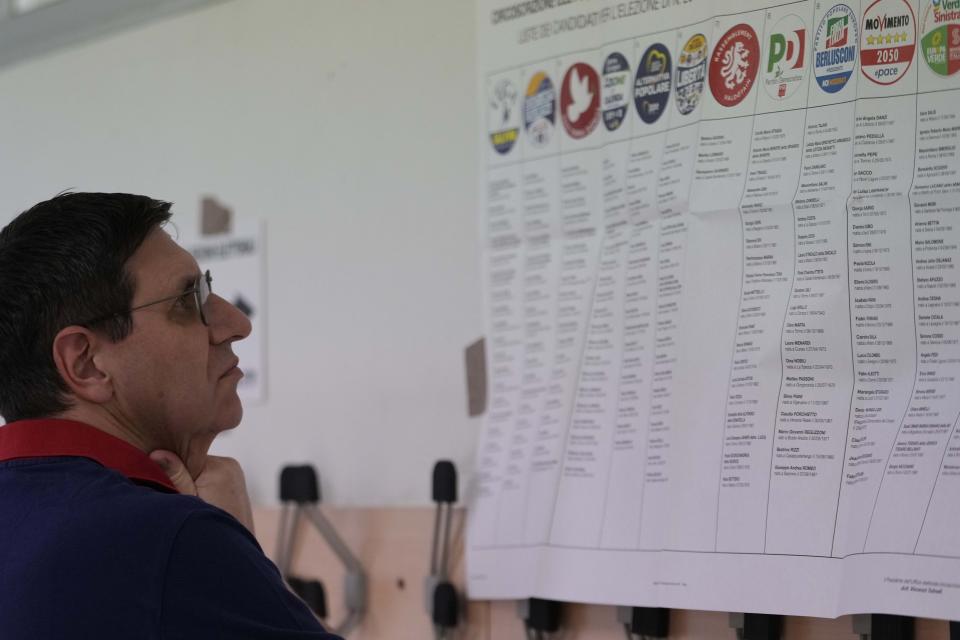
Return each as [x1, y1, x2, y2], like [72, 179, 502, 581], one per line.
[149, 450, 198, 496]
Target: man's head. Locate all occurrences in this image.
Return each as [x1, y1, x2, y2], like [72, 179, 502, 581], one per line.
[0, 193, 251, 455]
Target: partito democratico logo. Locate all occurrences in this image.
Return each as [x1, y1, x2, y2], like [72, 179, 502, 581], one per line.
[764, 14, 808, 99]
[921, 0, 960, 76]
[561, 62, 600, 139]
[814, 3, 859, 93]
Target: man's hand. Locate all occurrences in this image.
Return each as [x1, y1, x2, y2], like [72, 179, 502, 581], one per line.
[150, 450, 256, 535]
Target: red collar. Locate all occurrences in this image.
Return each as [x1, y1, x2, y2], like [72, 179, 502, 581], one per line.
[0, 418, 178, 493]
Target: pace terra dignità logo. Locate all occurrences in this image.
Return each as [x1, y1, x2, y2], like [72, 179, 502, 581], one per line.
[676, 34, 708, 115]
[710, 23, 760, 107]
[860, 0, 917, 85]
[814, 3, 859, 93]
[489, 78, 520, 154]
[764, 14, 808, 99]
[920, 0, 960, 76]
[561, 62, 600, 139]
[524, 72, 556, 148]
[602, 52, 631, 132]
[635, 43, 672, 124]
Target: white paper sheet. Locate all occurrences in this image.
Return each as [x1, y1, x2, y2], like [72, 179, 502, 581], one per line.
[470, 0, 960, 620]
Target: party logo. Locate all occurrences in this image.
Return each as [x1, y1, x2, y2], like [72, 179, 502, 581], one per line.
[814, 4, 859, 93]
[489, 78, 519, 154]
[560, 62, 601, 139]
[710, 23, 760, 107]
[524, 72, 556, 148]
[602, 52, 631, 131]
[920, 0, 960, 76]
[675, 33, 708, 115]
[764, 14, 808, 99]
[860, 0, 917, 85]
[634, 43, 672, 124]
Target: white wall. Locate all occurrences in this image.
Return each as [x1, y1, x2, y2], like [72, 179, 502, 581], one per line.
[0, 0, 481, 506]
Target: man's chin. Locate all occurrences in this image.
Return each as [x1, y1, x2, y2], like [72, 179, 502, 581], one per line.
[214, 396, 244, 432]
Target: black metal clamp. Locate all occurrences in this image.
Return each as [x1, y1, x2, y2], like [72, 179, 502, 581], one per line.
[276, 464, 367, 637]
[617, 606, 670, 639]
[425, 460, 460, 639]
[519, 598, 562, 640]
[852, 614, 914, 640]
[729, 613, 783, 640]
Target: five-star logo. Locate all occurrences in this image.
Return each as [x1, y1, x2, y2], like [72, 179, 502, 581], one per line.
[814, 4, 859, 93]
[860, 0, 917, 85]
[920, 0, 960, 76]
[676, 34, 709, 115]
[561, 62, 601, 139]
[524, 72, 556, 148]
[489, 78, 520, 154]
[635, 43, 672, 124]
[710, 23, 761, 107]
[602, 52, 631, 132]
[764, 14, 808, 99]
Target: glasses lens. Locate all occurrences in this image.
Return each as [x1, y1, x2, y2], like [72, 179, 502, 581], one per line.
[197, 270, 212, 325]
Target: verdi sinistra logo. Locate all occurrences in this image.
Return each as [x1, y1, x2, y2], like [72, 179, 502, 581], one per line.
[921, 0, 960, 76]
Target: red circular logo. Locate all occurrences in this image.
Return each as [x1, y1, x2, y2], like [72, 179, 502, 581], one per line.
[560, 62, 600, 139]
[709, 23, 760, 107]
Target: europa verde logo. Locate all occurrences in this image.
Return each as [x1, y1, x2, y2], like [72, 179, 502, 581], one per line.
[921, 0, 960, 76]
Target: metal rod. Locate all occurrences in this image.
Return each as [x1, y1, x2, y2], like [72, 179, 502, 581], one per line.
[275, 502, 290, 572]
[439, 503, 453, 580]
[302, 505, 362, 573]
[430, 502, 442, 576]
[276, 503, 300, 577]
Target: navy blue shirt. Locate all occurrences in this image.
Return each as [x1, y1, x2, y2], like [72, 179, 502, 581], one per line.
[0, 419, 342, 640]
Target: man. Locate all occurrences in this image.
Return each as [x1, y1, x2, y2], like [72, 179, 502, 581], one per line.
[0, 193, 340, 639]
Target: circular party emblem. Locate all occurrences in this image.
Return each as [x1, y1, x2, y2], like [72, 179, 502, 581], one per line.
[561, 62, 600, 139]
[634, 43, 672, 124]
[489, 78, 520, 154]
[710, 23, 761, 107]
[524, 71, 556, 148]
[764, 14, 808, 99]
[860, 0, 917, 85]
[814, 4, 859, 93]
[920, 0, 960, 76]
[602, 52, 631, 132]
[675, 34, 708, 115]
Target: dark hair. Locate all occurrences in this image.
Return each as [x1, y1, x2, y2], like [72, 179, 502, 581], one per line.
[0, 192, 172, 422]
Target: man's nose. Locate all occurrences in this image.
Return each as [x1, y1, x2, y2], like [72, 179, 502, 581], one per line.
[207, 293, 253, 344]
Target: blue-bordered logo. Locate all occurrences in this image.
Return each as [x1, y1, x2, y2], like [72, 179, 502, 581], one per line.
[635, 43, 672, 124]
[814, 4, 859, 93]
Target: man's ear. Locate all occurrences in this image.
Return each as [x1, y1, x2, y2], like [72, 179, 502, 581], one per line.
[52, 326, 113, 404]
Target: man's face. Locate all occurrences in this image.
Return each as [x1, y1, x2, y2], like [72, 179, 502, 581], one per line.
[100, 227, 252, 452]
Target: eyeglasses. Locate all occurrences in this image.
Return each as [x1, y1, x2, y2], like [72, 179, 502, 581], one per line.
[80, 270, 213, 328]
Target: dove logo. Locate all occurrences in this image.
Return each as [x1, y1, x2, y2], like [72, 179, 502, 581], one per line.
[763, 14, 808, 99]
[634, 43, 672, 124]
[709, 23, 760, 107]
[602, 52, 631, 132]
[560, 62, 601, 139]
[860, 0, 916, 85]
